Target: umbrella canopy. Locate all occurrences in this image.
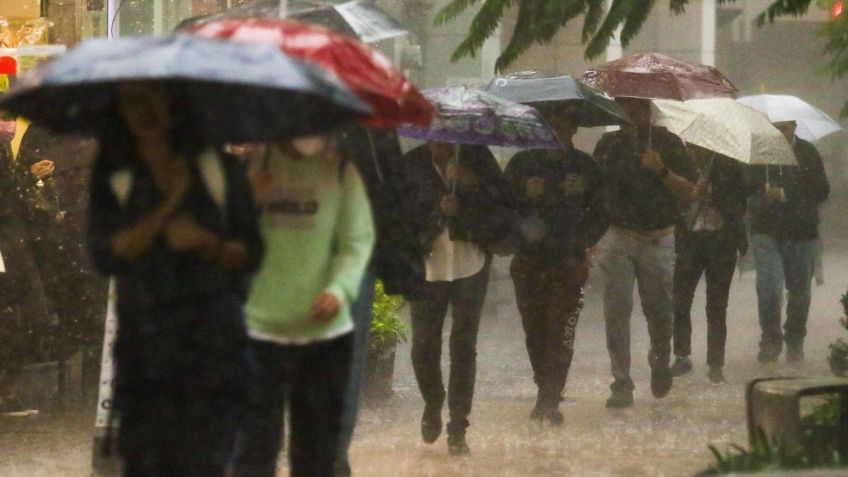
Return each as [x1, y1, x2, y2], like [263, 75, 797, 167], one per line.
[736, 94, 844, 142]
[580, 52, 738, 100]
[177, 0, 407, 43]
[0, 35, 370, 143]
[650, 98, 796, 166]
[187, 18, 432, 128]
[396, 86, 560, 149]
[484, 74, 630, 127]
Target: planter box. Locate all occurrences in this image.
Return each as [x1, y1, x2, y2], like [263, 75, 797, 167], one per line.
[362, 344, 396, 402]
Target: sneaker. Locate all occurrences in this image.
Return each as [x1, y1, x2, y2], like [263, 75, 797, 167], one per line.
[757, 346, 781, 364]
[0, 397, 38, 418]
[542, 408, 564, 426]
[421, 402, 442, 444]
[786, 347, 804, 364]
[651, 366, 673, 398]
[707, 367, 725, 384]
[670, 356, 693, 377]
[447, 433, 470, 456]
[605, 389, 634, 409]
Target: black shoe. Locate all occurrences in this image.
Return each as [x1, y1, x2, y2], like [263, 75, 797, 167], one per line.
[670, 356, 693, 377]
[421, 403, 442, 444]
[447, 434, 470, 456]
[605, 389, 633, 409]
[707, 367, 725, 384]
[651, 366, 673, 398]
[787, 347, 804, 364]
[543, 408, 564, 426]
[757, 347, 781, 364]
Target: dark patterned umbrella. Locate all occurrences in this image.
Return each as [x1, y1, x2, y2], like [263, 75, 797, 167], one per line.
[580, 52, 738, 100]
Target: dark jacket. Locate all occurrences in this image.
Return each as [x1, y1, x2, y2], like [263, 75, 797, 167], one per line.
[504, 147, 608, 268]
[678, 154, 751, 254]
[594, 127, 696, 232]
[748, 138, 829, 242]
[88, 148, 264, 311]
[339, 126, 426, 297]
[403, 144, 514, 254]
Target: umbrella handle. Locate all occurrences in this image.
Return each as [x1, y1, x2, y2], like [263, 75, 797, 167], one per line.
[366, 129, 385, 184]
[450, 144, 459, 195]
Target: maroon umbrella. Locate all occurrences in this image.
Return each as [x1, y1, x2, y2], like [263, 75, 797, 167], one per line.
[580, 52, 738, 100]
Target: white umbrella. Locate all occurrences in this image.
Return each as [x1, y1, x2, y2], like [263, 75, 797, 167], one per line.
[737, 94, 843, 142]
[650, 98, 796, 166]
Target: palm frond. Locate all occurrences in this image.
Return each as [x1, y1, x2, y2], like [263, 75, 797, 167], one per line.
[448, 0, 514, 61]
[620, 0, 657, 46]
[434, 0, 481, 26]
[754, 0, 812, 26]
[584, 0, 635, 59]
[582, 0, 607, 41]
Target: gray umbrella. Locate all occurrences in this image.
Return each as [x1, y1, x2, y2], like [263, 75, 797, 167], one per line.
[0, 35, 370, 143]
[484, 73, 631, 127]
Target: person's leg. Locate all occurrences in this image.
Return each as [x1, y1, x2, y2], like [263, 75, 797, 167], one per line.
[540, 261, 589, 420]
[598, 230, 637, 405]
[782, 239, 816, 361]
[289, 335, 354, 477]
[335, 271, 376, 477]
[703, 237, 737, 379]
[409, 281, 450, 442]
[234, 341, 288, 477]
[445, 262, 490, 452]
[633, 234, 676, 398]
[672, 233, 706, 375]
[510, 256, 550, 414]
[751, 234, 785, 361]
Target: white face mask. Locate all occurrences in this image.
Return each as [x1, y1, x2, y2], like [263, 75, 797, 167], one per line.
[0, 120, 15, 142]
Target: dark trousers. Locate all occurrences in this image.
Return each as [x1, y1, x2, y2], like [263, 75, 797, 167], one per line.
[672, 231, 737, 368]
[335, 271, 376, 477]
[235, 334, 353, 477]
[409, 263, 490, 437]
[510, 256, 588, 405]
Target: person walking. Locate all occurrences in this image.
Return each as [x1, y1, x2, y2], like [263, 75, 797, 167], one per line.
[234, 135, 375, 477]
[504, 109, 607, 424]
[670, 144, 750, 384]
[403, 141, 512, 455]
[749, 120, 829, 364]
[88, 83, 264, 476]
[594, 97, 698, 408]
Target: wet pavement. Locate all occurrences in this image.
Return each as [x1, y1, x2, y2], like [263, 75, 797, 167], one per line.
[2, 205, 847, 476]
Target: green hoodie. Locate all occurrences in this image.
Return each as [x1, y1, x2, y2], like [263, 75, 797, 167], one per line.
[245, 149, 375, 344]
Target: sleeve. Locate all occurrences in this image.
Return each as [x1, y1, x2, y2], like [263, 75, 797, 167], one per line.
[797, 141, 829, 205]
[325, 162, 376, 306]
[223, 154, 265, 273]
[575, 155, 610, 249]
[87, 155, 130, 274]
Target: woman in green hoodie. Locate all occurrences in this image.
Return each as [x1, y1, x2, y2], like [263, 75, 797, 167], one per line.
[235, 135, 375, 477]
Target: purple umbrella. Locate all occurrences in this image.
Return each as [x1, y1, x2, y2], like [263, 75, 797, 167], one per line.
[396, 86, 561, 149]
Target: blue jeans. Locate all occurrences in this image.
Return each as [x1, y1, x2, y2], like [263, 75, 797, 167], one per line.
[598, 227, 676, 390]
[335, 271, 376, 477]
[751, 234, 816, 354]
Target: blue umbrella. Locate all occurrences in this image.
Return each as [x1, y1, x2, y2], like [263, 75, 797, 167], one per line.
[0, 34, 371, 143]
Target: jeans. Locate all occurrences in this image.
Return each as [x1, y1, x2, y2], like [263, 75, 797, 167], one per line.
[673, 231, 737, 368]
[751, 234, 816, 355]
[510, 255, 588, 405]
[335, 272, 376, 477]
[235, 335, 353, 477]
[409, 262, 490, 437]
[598, 227, 675, 390]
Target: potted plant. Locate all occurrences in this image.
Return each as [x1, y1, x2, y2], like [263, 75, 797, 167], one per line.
[362, 280, 407, 401]
[829, 289, 848, 377]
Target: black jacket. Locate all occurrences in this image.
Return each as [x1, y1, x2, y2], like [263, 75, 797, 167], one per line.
[678, 154, 751, 254]
[403, 144, 514, 255]
[504, 147, 608, 267]
[594, 127, 697, 232]
[748, 138, 829, 242]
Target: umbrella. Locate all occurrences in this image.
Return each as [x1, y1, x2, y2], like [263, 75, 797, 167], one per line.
[177, 0, 407, 44]
[484, 73, 630, 127]
[186, 18, 432, 128]
[580, 52, 738, 100]
[736, 94, 844, 142]
[650, 98, 796, 166]
[0, 35, 370, 143]
[396, 86, 560, 149]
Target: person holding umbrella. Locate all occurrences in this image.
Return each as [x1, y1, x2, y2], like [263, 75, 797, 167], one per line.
[503, 104, 608, 424]
[748, 120, 830, 364]
[88, 82, 265, 476]
[593, 97, 699, 408]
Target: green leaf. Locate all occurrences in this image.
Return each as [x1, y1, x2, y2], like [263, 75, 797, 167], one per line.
[434, 0, 481, 26]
